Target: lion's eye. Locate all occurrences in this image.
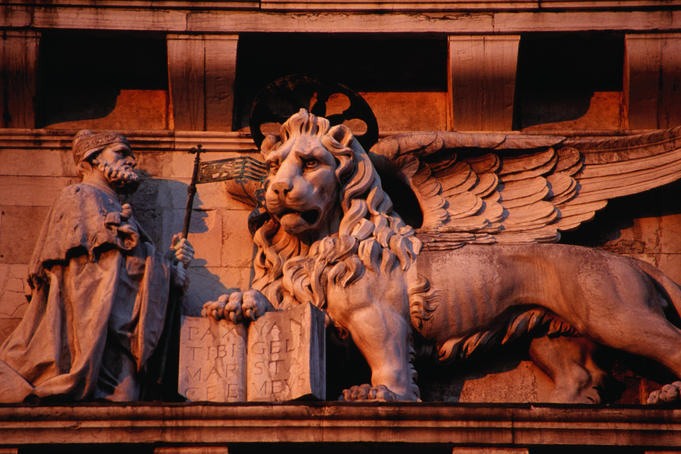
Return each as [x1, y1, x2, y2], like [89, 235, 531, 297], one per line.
[303, 159, 318, 170]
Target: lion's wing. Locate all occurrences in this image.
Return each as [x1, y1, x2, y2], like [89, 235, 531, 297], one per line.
[369, 126, 681, 247]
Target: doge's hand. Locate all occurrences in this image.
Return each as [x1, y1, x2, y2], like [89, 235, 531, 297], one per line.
[201, 289, 274, 323]
[170, 233, 194, 267]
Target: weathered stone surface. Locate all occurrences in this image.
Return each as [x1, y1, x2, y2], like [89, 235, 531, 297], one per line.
[360, 91, 447, 132]
[448, 35, 520, 131]
[167, 35, 238, 132]
[0, 206, 51, 264]
[178, 316, 247, 402]
[220, 209, 256, 268]
[0, 149, 76, 177]
[44, 89, 169, 131]
[453, 449, 528, 454]
[0, 31, 38, 129]
[2, 404, 681, 447]
[247, 303, 326, 402]
[0, 176, 77, 206]
[155, 448, 228, 454]
[0, 264, 30, 343]
[626, 33, 681, 129]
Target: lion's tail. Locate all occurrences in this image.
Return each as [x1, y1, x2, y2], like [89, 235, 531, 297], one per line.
[634, 258, 681, 317]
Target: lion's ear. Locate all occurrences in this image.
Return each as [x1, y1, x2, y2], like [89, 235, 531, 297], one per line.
[328, 124, 355, 148]
[260, 134, 279, 156]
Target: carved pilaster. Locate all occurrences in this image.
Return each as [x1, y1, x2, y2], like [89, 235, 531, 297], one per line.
[447, 35, 520, 131]
[625, 33, 681, 129]
[167, 34, 239, 131]
[0, 30, 39, 128]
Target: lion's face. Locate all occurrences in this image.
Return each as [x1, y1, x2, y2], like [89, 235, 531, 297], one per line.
[264, 134, 339, 237]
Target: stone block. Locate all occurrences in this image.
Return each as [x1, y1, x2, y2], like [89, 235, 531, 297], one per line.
[360, 91, 447, 132]
[0, 206, 51, 264]
[44, 89, 169, 131]
[0, 264, 29, 317]
[220, 209, 255, 268]
[657, 254, 681, 284]
[183, 208, 222, 266]
[626, 34, 681, 129]
[0, 318, 20, 346]
[453, 449, 528, 454]
[155, 448, 228, 454]
[660, 214, 681, 253]
[0, 176, 76, 206]
[152, 176, 189, 210]
[160, 208, 206, 253]
[247, 303, 326, 402]
[178, 316, 247, 402]
[448, 35, 520, 131]
[0, 149, 76, 177]
[0, 31, 38, 129]
[183, 266, 243, 316]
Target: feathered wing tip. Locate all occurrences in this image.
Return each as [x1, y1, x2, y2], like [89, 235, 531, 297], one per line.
[436, 307, 578, 362]
[370, 127, 681, 248]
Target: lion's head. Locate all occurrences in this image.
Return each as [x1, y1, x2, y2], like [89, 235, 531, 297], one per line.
[251, 109, 431, 326]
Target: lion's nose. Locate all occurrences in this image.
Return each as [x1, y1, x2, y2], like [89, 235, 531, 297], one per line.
[271, 181, 292, 196]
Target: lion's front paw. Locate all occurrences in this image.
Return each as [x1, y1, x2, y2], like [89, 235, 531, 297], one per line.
[339, 384, 399, 402]
[201, 294, 230, 321]
[201, 290, 274, 323]
[647, 381, 681, 405]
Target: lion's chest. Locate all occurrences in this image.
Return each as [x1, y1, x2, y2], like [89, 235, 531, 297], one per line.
[324, 267, 411, 328]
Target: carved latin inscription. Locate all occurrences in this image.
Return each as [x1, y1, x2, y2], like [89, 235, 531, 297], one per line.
[178, 316, 247, 402]
[180, 303, 325, 402]
[247, 303, 326, 402]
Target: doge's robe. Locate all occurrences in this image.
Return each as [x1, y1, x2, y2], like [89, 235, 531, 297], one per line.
[0, 183, 171, 402]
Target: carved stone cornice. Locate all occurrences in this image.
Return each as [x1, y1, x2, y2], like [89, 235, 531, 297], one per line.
[2, 2, 681, 33]
[0, 404, 680, 447]
[0, 129, 258, 154]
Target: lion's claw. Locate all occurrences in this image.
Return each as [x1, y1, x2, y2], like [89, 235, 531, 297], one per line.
[201, 290, 274, 323]
[647, 381, 681, 405]
[339, 384, 399, 401]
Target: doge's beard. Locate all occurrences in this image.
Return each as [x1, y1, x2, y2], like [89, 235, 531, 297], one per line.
[97, 161, 141, 194]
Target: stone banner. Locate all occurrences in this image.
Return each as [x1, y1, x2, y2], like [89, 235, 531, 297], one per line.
[178, 303, 325, 402]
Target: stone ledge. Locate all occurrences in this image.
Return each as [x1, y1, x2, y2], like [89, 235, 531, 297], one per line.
[0, 130, 258, 153]
[3, 5, 681, 33]
[0, 403, 680, 447]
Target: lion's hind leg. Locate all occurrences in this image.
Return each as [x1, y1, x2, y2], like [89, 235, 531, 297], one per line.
[570, 262, 681, 405]
[529, 336, 606, 404]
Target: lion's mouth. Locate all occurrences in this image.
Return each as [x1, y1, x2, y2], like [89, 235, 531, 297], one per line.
[278, 208, 320, 225]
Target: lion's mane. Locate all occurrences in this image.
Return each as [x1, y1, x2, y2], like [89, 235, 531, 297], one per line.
[251, 109, 436, 328]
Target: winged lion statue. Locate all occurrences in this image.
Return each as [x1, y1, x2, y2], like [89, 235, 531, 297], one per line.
[203, 96, 681, 404]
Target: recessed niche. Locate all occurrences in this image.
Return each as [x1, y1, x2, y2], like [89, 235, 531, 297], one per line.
[36, 32, 169, 130]
[513, 32, 625, 131]
[234, 34, 448, 134]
